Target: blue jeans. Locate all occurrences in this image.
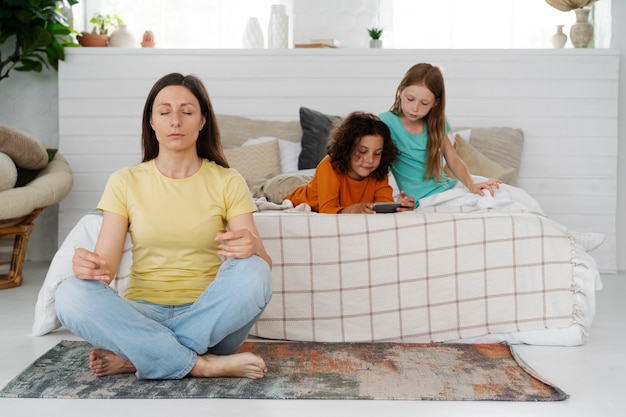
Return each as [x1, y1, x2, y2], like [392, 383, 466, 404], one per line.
[55, 256, 272, 380]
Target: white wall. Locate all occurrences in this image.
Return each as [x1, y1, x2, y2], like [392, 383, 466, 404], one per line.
[291, 0, 381, 48]
[612, 0, 626, 276]
[0, 44, 61, 261]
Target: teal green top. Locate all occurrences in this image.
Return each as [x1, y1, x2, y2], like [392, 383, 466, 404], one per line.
[379, 111, 457, 206]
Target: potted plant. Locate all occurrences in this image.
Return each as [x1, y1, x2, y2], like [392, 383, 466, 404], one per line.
[0, 0, 78, 83]
[77, 13, 123, 47]
[367, 27, 383, 48]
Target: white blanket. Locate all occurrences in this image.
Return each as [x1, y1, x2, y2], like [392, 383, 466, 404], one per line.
[417, 176, 544, 213]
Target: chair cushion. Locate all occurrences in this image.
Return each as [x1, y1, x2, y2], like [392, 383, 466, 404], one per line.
[0, 125, 49, 169]
[0, 152, 17, 191]
[0, 152, 73, 220]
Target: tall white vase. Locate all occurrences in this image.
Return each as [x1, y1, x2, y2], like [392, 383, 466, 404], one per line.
[243, 17, 264, 48]
[268, 4, 288, 48]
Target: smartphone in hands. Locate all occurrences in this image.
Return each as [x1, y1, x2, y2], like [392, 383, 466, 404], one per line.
[372, 202, 402, 213]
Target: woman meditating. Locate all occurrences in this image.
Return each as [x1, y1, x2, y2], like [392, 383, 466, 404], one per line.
[55, 73, 273, 380]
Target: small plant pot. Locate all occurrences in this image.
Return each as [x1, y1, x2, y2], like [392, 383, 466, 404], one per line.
[77, 33, 109, 47]
[369, 39, 382, 48]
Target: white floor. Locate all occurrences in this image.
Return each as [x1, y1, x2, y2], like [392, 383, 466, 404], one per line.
[0, 261, 624, 417]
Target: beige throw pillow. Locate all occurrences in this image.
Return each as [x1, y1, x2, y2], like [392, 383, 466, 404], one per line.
[0, 125, 49, 169]
[216, 114, 302, 149]
[444, 135, 515, 183]
[453, 127, 524, 185]
[224, 139, 281, 184]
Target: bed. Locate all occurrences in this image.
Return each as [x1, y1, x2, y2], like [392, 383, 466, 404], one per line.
[32, 110, 603, 346]
[250, 206, 600, 346]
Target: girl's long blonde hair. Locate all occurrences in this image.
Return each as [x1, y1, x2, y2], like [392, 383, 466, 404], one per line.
[389, 63, 447, 181]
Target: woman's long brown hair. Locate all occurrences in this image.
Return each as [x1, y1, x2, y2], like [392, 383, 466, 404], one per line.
[389, 63, 446, 181]
[140, 73, 229, 167]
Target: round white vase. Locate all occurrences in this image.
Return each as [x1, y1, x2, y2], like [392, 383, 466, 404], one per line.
[108, 25, 138, 48]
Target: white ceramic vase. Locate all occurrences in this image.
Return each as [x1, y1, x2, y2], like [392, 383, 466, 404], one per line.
[268, 4, 288, 48]
[369, 39, 382, 48]
[243, 17, 265, 48]
[108, 25, 138, 48]
[551, 25, 567, 48]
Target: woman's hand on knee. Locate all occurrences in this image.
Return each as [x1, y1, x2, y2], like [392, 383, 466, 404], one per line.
[73, 248, 111, 282]
[215, 229, 256, 259]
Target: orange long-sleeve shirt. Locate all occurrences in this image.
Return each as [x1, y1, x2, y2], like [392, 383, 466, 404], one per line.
[284, 155, 393, 213]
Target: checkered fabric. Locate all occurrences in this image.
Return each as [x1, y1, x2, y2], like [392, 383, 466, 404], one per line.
[251, 208, 576, 343]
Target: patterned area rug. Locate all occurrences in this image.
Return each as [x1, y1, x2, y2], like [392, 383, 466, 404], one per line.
[0, 340, 568, 401]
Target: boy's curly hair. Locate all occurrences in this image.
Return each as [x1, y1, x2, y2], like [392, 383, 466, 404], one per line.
[326, 111, 399, 181]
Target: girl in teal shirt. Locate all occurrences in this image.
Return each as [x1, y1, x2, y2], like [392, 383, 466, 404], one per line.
[380, 63, 502, 207]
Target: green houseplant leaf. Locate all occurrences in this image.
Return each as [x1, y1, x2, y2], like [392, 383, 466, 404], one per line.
[367, 27, 383, 40]
[0, 0, 78, 82]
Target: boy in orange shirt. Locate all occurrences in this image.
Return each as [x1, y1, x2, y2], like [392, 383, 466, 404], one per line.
[285, 111, 414, 213]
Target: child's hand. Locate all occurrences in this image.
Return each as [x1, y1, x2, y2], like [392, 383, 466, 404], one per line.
[469, 178, 502, 197]
[341, 203, 376, 214]
[397, 191, 415, 211]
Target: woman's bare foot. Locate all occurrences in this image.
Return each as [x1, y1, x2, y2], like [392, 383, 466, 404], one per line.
[189, 352, 267, 379]
[89, 348, 136, 377]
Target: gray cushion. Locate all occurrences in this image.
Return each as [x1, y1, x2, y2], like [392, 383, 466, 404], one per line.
[297, 107, 340, 170]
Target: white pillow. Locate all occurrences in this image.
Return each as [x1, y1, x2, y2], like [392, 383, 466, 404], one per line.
[0, 152, 17, 191]
[388, 172, 400, 200]
[31, 212, 132, 336]
[243, 136, 302, 173]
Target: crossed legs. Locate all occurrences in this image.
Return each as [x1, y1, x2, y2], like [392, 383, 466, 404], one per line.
[56, 256, 272, 380]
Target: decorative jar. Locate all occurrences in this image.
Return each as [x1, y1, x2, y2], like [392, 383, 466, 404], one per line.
[108, 25, 138, 48]
[570, 8, 593, 48]
[551, 25, 567, 48]
[268, 5, 288, 48]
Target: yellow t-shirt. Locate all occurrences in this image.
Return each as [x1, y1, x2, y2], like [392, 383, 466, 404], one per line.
[98, 159, 257, 305]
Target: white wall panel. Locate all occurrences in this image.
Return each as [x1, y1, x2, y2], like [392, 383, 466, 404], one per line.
[58, 48, 619, 272]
